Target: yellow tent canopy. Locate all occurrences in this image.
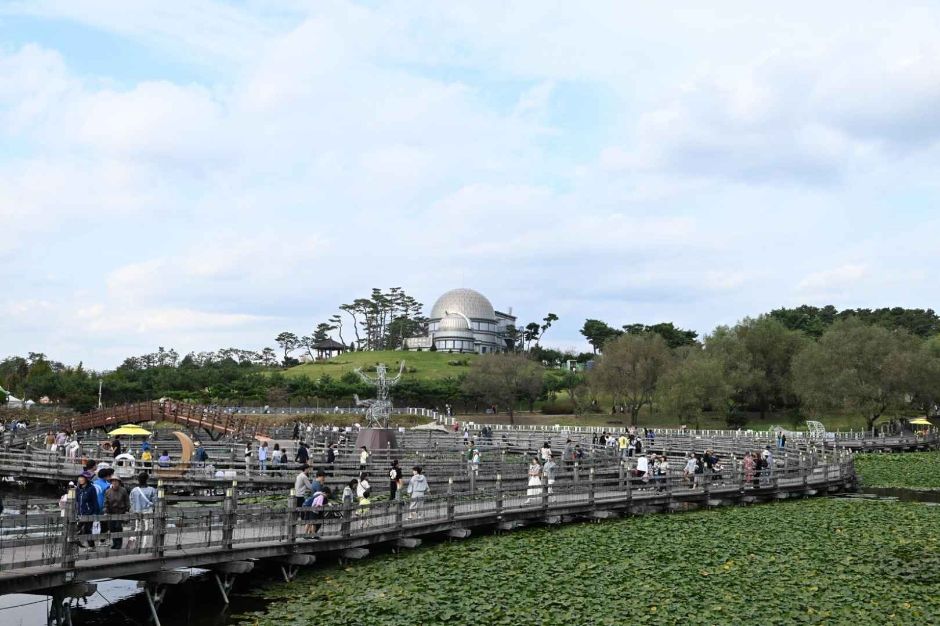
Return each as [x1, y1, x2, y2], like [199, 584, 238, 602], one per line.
[107, 424, 152, 436]
[909, 418, 934, 426]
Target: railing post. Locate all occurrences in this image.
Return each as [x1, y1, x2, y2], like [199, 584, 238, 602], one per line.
[395, 497, 404, 531]
[588, 468, 595, 506]
[286, 489, 297, 543]
[625, 461, 632, 504]
[618, 462, 624, 490]
[801, 453, 808, 489]
[541, 475, 549, 511]
[447, 477, 455, 522]
[60, 488, 76, 568]
[341, 501, 352, 538]
[222, 481, 236, 550]
[495, 474, 503, 517]
[153, 481, 167, 558]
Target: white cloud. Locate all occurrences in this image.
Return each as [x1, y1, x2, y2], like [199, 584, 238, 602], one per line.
[2, 2, 940, 366]
[797, 264, 869, 294]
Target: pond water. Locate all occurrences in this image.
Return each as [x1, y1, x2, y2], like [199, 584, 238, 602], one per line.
[853, 487, 940, 503]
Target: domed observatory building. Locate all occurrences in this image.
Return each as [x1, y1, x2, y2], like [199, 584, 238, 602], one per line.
[405, 288, 517, 353]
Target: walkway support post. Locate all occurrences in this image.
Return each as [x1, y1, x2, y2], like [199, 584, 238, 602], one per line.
[588, 468, 595, 506]
[286, 489, 296, 543]
[222, 482, 236, 550]
[495, 474, 503, 517]
[153, 481, 167, 558]
[341, 501, 352, 539]
[60, 487, 76, 569]
[447, 477, 455, 522]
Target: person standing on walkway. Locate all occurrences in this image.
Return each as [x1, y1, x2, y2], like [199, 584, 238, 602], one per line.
[743, 451, 755, 486]
[389, 460, 403, 500]
[683, 453, 697, 488]
[563, 439, 574, 471]
[406, 466, 429, 519]
[525, 457, 542, 503]
[343, 479, 358, 506]
[543, 456, 557, 495]
[130, 472, 157, 549]
[762, 446, 774, 485]
[357, 472, 371, 499]
[104, 475, 130, 549]
[75, 474, 100, 549]
[618, 433, 629, 461]
[539, 441, 552, 465]
[258, 441, 269, 473]
[359, 446, 370, 469]
[244, 441, 252, 476]
[295, 441, 309, 466]
[294, 465, 312, 510]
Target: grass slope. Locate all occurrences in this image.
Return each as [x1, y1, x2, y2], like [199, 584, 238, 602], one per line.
[283, 350, 477, 381]
[239, 498, 940, 625]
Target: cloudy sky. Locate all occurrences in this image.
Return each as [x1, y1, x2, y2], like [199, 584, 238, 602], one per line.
[2, 1, 939, 368]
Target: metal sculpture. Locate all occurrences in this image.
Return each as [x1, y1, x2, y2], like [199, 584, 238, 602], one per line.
[806, 420, 827, 438]
[354, 362, 405, 428]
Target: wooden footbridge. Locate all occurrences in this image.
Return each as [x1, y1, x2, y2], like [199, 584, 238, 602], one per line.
[0, 439, 857, 625]
[64, 401, 271, 439]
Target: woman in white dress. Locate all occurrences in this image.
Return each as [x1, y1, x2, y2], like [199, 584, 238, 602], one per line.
[525, 457, 542, 502]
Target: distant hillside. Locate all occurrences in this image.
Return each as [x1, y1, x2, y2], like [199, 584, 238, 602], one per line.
[283, 350, 478, 381]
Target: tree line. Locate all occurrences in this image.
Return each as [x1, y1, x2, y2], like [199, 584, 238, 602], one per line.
[3, 305, 938, 429]
[583, 309, 940, 431]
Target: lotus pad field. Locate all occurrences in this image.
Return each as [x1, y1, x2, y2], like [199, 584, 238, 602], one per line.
[239, 498, 940, 625]
[854, 451, 940, 490]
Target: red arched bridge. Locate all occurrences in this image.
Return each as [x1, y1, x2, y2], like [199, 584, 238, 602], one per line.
[66, 401, 271, 439]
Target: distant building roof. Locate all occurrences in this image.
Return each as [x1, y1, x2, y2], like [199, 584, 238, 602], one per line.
[430, 288, 496, 321]
[313, 338, 346, 350]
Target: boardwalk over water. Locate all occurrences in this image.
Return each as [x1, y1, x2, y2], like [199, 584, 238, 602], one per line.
[0, 436, 857, 625]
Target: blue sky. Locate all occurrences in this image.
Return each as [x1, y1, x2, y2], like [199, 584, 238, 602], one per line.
[2, 1, 940, 369]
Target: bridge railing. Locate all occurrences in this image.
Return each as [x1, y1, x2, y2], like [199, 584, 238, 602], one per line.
[0, 447, 855, 575]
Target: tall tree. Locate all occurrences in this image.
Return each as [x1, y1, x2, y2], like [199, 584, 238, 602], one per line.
[792, 319, 920, 432]
[588, 332, 672, 425]
[461, 353, 544, 423]
[538, 313, 559, 346]
[275, 331, 300, 363]
[657, 347, 733, 428]
[313, 322, 336, 343]
[328, 314, 345, 346]
[735, 316, 807, 419]
[579, 319, 622, 354]
[624, 322, 698, 349]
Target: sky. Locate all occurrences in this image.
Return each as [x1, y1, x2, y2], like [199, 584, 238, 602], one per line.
[2, 1, 940, 369]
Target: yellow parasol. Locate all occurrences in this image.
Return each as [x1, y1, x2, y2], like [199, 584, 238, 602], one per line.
[908, 418, 934, 426]
[107, 424, 153, 436]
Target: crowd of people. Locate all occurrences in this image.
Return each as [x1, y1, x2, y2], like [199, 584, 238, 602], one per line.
[65, 461, 159, 551]
[290, 458, 430, 539]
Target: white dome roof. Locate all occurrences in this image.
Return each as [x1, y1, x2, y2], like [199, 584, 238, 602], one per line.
[430, 288, 496, 321]
[438, 313, 471, 332]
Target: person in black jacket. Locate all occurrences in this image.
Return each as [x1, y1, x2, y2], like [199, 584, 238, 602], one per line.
[295, 442, 309, 465]
[75, 475, 100, 548]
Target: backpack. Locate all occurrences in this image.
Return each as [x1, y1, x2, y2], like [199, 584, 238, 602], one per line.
[635, 440, 642, 454]
[389, 468, 397, 480]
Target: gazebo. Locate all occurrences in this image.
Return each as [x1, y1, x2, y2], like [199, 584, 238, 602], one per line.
[313, 338, 347, 360]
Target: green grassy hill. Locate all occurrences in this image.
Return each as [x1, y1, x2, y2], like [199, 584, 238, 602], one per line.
[283, 350, 477, 381]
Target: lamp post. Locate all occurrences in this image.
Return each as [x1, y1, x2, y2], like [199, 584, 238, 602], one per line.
[98, 380, 103, 409]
